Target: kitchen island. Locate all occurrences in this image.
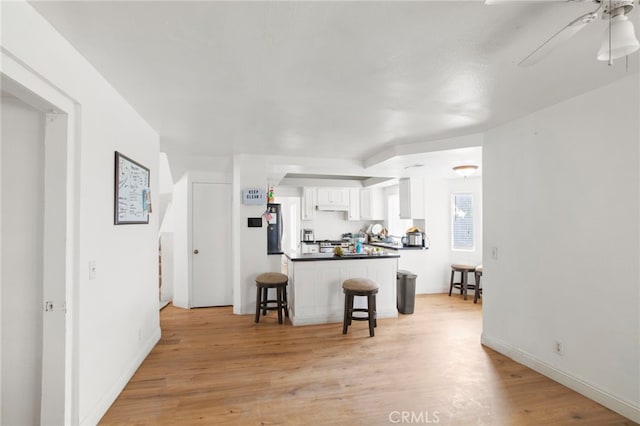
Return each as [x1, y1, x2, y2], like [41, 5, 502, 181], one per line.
[284, 252, 400, 326]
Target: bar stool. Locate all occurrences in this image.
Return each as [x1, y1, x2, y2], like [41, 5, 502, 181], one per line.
[474, 265, 483, 304]
[255, 272, 289, 324]
[449, 264, 477, 301]
[342, 278, 379, 337]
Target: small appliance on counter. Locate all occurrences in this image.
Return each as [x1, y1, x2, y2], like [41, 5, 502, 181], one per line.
[319, 240, 350, 253]
[401, 227, 426, 248]
[300, 241, 319, 254]
[302, 228, 315, 242]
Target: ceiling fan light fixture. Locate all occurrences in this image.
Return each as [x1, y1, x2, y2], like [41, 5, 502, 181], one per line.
[597, 14, 640, 61]
[453, 165, 478, 178]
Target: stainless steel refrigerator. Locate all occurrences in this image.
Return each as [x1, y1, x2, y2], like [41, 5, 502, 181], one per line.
[266, 203, 283, 254]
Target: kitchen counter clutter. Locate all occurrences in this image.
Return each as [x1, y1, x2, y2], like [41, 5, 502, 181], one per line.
[366, 242, 428, 251]
[286, 251, 400, 261]
[283, 252, 398, 326]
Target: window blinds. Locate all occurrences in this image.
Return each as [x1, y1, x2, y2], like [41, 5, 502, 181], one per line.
[452, 193, 473, 250]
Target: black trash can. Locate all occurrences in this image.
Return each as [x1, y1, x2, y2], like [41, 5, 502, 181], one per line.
[397, 269, 417, 314]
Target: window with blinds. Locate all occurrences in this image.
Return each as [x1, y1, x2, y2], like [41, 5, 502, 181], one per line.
[452, 193, 474, 250]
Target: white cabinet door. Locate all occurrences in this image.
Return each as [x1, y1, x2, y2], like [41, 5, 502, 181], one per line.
[360, 188, 384, 220]
[348, 188, 360, 221]
[316, 187, 330, 206]
[192, 182, 232, 307]
[399, 178, 424, 219]
[399, 178, 411, 219]
[333, 188, 349, 205]
[317, 187, 348, 206]
[301, 187, 316, 220]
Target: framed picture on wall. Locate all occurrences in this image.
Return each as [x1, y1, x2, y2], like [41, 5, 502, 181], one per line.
[114, 151, 151, 225]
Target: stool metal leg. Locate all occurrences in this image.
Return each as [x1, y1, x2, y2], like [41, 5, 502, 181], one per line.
[255, 286, 262, 323]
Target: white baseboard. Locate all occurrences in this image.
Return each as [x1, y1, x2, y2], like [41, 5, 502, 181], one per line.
[481, 333, 640, 423]
[80, 327, 161, 425]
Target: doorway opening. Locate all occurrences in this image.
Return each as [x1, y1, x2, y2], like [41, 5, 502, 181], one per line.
[1, 74, 76, 425]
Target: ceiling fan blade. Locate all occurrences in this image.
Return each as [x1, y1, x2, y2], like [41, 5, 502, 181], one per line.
[518, 8, 600, 66]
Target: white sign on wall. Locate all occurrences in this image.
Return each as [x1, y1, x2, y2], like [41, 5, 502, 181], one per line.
[242, 188, 266, 205]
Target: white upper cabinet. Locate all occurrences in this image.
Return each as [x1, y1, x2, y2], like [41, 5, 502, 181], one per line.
[301, 187, 316, 220]
[316, 187, 349, 210]
[360, 187, 384, 220]
[399, 178, 424, 219]
[347, 188, 360, 221]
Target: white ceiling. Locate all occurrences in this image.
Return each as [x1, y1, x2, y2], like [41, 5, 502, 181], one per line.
[29, 0, 639, 179]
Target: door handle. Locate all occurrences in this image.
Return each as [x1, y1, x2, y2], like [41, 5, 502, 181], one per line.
[193, 249, 199, 254]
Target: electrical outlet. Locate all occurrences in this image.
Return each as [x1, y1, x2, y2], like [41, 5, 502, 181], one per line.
[553, 340, 563, 355]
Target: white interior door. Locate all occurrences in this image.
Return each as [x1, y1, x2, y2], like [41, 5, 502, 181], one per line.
[191, 182, 232, 307]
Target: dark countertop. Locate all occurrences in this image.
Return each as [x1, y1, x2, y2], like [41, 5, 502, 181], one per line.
[366, 242, 429, 251]
[285, 251, 400, 262]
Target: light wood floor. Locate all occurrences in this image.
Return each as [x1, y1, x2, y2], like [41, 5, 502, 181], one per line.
[100, 294, 635, 425]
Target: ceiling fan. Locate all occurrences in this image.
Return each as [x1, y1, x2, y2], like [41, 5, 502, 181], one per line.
[487, 0, 640, 66]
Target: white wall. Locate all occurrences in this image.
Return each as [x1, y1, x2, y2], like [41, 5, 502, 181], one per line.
[1, 95, 45, 425]
[420, 177, 452, 293]
[482, 74, 640, 422]
[167, 153, 233, 184]
[1, 2, 161, 424]
[172, 176, 190, 308]
[160, 233, 174, 302]
[233, 155, 273, 314]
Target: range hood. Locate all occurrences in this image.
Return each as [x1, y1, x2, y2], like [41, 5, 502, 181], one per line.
[316, 204, 348, 212]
